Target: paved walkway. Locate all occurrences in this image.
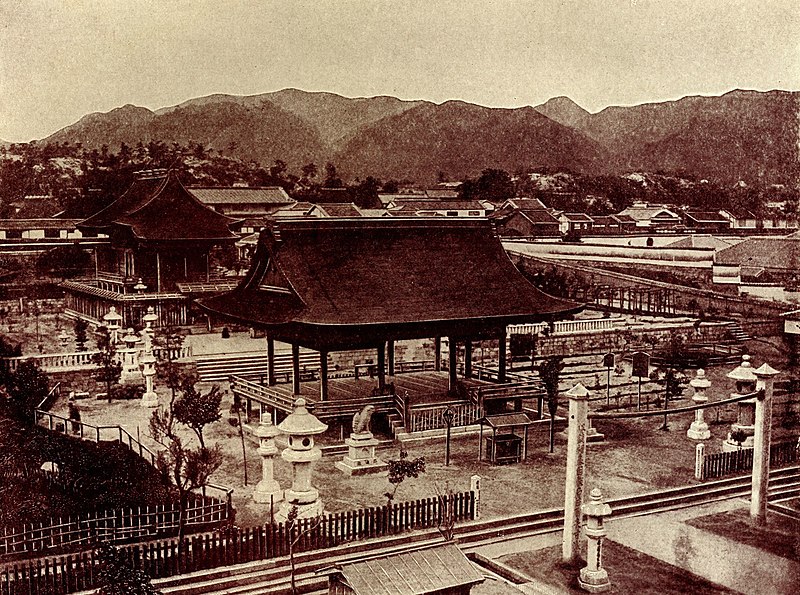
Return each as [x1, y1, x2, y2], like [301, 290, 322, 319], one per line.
[607, 498, 798, 595]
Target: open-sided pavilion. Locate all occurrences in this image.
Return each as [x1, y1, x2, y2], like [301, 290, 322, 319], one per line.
[200, 217, 582, 432]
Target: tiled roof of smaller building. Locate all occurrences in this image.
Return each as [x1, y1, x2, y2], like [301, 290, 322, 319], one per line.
[388, 200, 484, 213]
[323, 543, 483, 595]
[517, 209, 560, 224]
[561, 212, 593, 222]
[0, 218, 81, 230]
[10, 197, 63, 219]
[318, 203, 362, 217]
[188, 187, 292, 205]
[685, 211, 729, 223]
[618, 207, 681, 221]
[715, 237, 800, 269]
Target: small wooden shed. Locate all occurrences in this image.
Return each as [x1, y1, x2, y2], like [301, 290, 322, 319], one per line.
[478, 412, 534, 464]
[324, 542, 484, 595]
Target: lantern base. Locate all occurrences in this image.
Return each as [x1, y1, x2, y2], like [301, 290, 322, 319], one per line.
[687, 421, 710, 440]
[141, 391, 159, 408]
[336, 432, 388, 476]
[275, 498, 323, 523]
[253, 479, 283, 505]
[579, 567, 610, 593]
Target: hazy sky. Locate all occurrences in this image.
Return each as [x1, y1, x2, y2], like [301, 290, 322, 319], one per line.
[1, 0, 798, 142]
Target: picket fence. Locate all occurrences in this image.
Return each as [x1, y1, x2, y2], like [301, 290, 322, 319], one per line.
[0, 490, 233, 557]
[0, 491, 475, 595]
[700, 439, 799, 480]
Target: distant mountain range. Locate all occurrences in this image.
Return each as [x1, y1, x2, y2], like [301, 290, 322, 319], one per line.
[43, 88, 799, 185]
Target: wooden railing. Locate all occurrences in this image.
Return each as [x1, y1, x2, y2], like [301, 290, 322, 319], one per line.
[0, 490, 233, 557]
[229, 375, 300, 413]
[34, 410, 158, 467]
[0, 492, 475, 594]
[700, 438, 799, 480]
[312, 394, 396, 420]
[407, 401, 482, 433]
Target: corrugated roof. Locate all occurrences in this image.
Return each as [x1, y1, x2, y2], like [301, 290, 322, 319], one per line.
[188, 187, 292, 205]
[328, 543, 483, 595]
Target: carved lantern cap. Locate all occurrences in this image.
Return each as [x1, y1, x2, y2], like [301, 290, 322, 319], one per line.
[103, 307, 122, 325]
[143, 306, 158, 326]
[582, 487, 612, 517]
[727, 354, 757, 385]
[566, 382, 589, 399]
[754, 363, 780, 378]
[277, 398, 328, 436]
[254, 416, 281, 439]
[123, 328, 139, 346]
[690, 369, 711, 390]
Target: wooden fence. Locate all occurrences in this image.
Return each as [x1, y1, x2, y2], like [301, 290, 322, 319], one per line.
[0, 492, 475, 595]
[700, 439, 799, 480]
[0, 488, 233, 557]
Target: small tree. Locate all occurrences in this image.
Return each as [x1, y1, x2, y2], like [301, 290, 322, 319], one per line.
[94, 541, 161, 595]
[74, 318, 89, 352]
[384, 449, 426, 506]
[93, 326, 122, 403]
[538, 356, 564, 453]
[286, 505, 323, 595]
[6, 360, 49, 422]
[173, 382, 222, 449]
[149, 399, 223, 559]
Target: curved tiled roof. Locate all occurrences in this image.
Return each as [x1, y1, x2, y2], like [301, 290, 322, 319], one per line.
[200, 218, 582, 348]
[79, 172, 239, 242]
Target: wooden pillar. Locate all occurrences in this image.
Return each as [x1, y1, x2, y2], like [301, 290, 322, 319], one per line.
[448, 338, 458, 390]
[498, 328, 507, 383]
[319, 351, 329, 401]
[387, 340, 395, 376]
[464, 340, 472, 378]
[377, 342, 386, 390]
[205, 253, 210, 282]
[266, 337, 276, 386]
[291, 344, 301, 396]
[434, 337, 442, 371]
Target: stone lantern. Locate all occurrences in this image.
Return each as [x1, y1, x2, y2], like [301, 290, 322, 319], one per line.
[103, 306, 122, 344]
[724, 354, 757, 452]
[58, 329, 70, 350]
[687, 369, 711, 440]
[276, 398, 328, 522]
[120, 327, 142, 384]
[253, 409, 283, 506]
[579, 488, 612, 593]
[133, 278, 147, 293]
[139, 350, 158, 407]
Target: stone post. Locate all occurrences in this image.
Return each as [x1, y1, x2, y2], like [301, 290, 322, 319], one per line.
[253, 409, 283, 505]
[695, 442, 705, 480]
[751, 363, 780, 524]
[563, 382, 589, 564]
[579, 488, 612, 593]
[276, 398, 328, 522]
[470, 474, 481, 519]
[687, 369, 711, 440]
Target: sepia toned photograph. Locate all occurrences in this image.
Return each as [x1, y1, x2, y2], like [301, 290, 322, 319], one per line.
[0, 1, 798, 593]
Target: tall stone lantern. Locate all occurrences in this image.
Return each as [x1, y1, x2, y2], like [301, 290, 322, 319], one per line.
[120, 328, 142, 384]
[253, 410, 283, 506]
[687, 369, 711, 440]
[276, 398, 328, 522]
[724, 354, 757, 452]
[103, 306, 122, 344]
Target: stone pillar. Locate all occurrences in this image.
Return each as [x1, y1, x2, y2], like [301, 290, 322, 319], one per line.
[694, 442, 705, 480]
[563, 383, 589, 564]
[434, 337, 442, 371]
[687, 369, 711, 440]
[751, 363, 780, 524]
[335, 407, 387, 476]
[291, 343, 301, 396]
[276, 398, 328, 521]
[319, 351, 328, 401]
[498, 328, 507, 383]
[470, 474, 481, 519]
[448, 338, 458, 390]
[724, 355, 757, 451]
[253, 410, 283, 505]
[266, 336, 276, 386]
[377, 342, 386, 391]
[464, 340, 473, 378]
[387, 340, 395, 376]
[579, 488, 612, 592]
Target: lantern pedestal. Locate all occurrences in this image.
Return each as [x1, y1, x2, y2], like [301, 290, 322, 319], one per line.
[335, 432, 388, 476]
[253, 414, 283, 506]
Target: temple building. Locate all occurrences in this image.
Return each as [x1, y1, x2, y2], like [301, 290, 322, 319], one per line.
[63, 170, 240, 326]
[201, 217, 581, 435]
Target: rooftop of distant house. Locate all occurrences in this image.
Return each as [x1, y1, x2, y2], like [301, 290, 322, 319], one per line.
[188, 186, 292, 205]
